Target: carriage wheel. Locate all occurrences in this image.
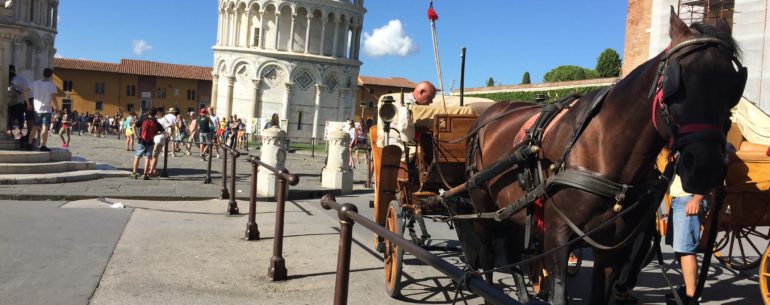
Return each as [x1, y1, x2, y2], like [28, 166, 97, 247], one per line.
[384, 200, 405, 297]
[566, 247, 583, 277]
[713, 225, 770, 270]
[760, 246, 770, 305]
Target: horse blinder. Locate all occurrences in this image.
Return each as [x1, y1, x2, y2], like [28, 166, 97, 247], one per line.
[662, 61, 681, 101]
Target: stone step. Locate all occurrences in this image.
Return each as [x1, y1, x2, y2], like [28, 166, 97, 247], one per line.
[0, 148, 71, 163]
[0, 169, 131, 184]
[0, 161, 96, 174]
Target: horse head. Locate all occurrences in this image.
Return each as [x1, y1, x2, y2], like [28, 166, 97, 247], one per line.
[653, 8, 747, 194]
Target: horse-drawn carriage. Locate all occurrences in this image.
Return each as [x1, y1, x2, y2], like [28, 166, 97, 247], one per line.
[368, 11, 752, 305]
[370, 93, 495, 297]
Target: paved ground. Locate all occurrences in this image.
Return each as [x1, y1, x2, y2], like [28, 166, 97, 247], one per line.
[0, 133, 373, 200]
[0, 134, 764, 305]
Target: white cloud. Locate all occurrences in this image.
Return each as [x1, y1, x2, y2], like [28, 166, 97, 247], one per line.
[54, 53, 63, 58]
[363, 20, 417, 58]
[132, 39, 153, 56]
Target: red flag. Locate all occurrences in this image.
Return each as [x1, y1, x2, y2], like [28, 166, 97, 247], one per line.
[427, 1, 439, 21]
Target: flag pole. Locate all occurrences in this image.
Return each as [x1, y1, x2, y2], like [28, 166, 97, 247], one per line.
[428, 0, 447, 114]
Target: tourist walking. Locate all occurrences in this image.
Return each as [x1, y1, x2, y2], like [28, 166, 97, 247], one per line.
[189, 107, 212, 161]
[7, 66, 28, 141]
[130, 108, 162, 180]
[123, 112, 136, 151]
[59, 109, 72, 147]
[24, 68, 58, 151]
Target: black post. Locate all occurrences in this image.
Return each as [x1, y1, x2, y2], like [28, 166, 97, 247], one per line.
[220, 146, 229, 199]
[333, 202, 357, 305]
[204, 142, 213, 184]
[227, 150, 239, 215]
[245, 162, 260, 240]
[268, 170, 289, 281]
[365, 147, 372, 188]
[311, 138, 315, 158]
[160, 140, 169, 177]
[460, 47, 466, 106]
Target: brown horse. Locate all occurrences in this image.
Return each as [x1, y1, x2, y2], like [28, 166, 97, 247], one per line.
[460, 10, 747, 305]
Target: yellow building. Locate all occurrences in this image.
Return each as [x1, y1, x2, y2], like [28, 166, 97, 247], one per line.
[53, 58, 212, 115]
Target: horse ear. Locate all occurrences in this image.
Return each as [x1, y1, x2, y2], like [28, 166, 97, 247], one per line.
[669, 6, 690, 40]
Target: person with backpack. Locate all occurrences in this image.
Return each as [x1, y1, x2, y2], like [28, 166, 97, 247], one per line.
[189, 107, 212, 161]
[130, 108, 162, 180]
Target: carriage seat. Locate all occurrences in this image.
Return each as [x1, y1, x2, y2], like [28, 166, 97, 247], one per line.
[726, 123, 770, 192]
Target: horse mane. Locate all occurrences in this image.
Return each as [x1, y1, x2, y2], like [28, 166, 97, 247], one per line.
[690, 22, 742, 59]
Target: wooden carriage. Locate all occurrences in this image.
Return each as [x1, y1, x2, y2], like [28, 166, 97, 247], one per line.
[370, 94, 494, 296]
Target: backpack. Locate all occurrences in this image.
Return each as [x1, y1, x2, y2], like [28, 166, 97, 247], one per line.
[197, 116, 211, 133]
[140, 118, 159, 143]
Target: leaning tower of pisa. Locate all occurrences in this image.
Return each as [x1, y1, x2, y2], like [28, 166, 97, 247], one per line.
[213, 0, 365, 140]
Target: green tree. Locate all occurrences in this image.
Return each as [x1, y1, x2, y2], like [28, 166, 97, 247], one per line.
[521, 72, 531, 84]
[596, 48, 622, 77]
[543, 65, 595, 82]
[486, 77, 495, 87]
[574, 68, 586, 80]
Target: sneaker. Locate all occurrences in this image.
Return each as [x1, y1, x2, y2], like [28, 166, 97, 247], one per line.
[39, 146, 50, 152]
[129, 173, 138, 179]
[64, 143, 69, 148]
[142, 175, 150, 180]
[201, 156, 206, 162]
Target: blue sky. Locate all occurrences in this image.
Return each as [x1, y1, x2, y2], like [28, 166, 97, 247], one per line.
[55, 1, 628, 89]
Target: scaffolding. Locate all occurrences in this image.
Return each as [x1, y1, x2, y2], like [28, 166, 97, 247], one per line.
[678, 0, 735, 29]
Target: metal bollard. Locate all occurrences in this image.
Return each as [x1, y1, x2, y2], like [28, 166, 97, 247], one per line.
[226, 149, 239, 215]
[365, 149, 372, 188]
[160, 140, 169, 178]
[334, 202, 357, 305]
[204, 142, 213, 184]
[220, 147, 229, 199]
[268, 170, 290, 281]
[245, 161, 260, 240]
[311, 138, 315, 158]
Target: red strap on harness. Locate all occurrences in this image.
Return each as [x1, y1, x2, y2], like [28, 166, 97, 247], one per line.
[677, 123, 722, 135]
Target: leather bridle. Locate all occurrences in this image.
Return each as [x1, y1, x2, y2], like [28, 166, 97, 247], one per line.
[649, 37, 748, 154]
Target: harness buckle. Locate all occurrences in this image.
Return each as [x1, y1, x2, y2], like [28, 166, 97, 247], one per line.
[613, 184, 629, 213]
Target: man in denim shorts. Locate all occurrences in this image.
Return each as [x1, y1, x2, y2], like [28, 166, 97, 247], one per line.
[24, 68, 58, 151]
[666, 175, 708, 305]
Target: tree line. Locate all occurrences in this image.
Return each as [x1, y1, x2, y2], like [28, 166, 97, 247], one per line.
[485, 48, 621, 87]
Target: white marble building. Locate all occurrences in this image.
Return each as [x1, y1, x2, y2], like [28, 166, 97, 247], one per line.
[0, 0, 59, 133]
[213, 0, 365, 140]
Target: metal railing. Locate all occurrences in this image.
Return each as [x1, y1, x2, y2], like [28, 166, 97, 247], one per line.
[319, 194, 523, 305]
[245, 155, 300, 281]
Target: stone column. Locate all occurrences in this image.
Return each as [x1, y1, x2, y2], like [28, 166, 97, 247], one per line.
[257, 127, 288, 197]
[337, 88, 348, 121]
[273, 12, 281, 50]
[251, 78, 261, 119]
[235, 8, 242, 47]
[0, 33, 14, 135]
[322, 129, 353, 193]
[319, 16, 327, 55]
[304, 13, 312, 53]
[289, 14, 296, 52]
[282, 82, 293, 123]
[210, 73, 219, 109]
[331, 19, 339, 57]
[225, 76, 235, 117]
[340, 21, 349, 58]
[259, 11, 266, 49]
[52, 5, 58, 29]
[311, 84, 323, 140]
[246, 9, 252, 47]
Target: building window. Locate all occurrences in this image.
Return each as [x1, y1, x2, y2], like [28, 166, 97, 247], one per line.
[95, 82, 105, 95]
[157, 88, 167, 99]
[95, 101, 103, 111]
[297, 111, 303, 130]
[126, 85, 136, 97]
[127, 103, 134, 113]
[62, 80, 73, 92]
[253, 29, 260, 47]
[187, 89, 196, 101]
[368, 88, 374, 94]
[62, 99, 72, 111]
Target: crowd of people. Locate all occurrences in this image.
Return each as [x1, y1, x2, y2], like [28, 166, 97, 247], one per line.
[126, 106, 248, 180]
